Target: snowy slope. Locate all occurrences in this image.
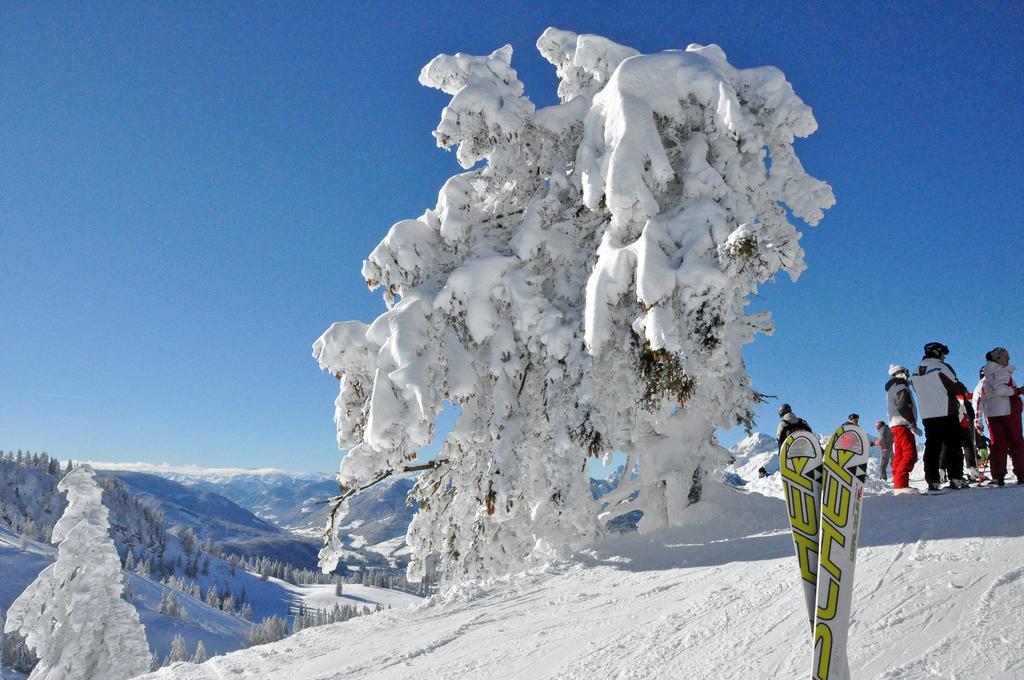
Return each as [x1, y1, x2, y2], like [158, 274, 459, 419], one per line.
[130, 573, 252, 658]
[284, 583, 421, 613]
[0, 527, 54, 617]
[142, 477, 1024, 680]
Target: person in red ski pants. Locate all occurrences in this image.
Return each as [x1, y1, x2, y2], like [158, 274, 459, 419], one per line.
[979, 347, 1024, 485]
[886, 364, 922, 491]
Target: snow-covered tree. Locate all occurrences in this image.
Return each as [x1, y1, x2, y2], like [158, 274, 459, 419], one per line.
[3, 466, 151, 680]
[165, 633, 188, 665]
[315, 29, 833, 584]
[159, 590, 184, 620]
[190, 640, 208, 665]
[249, 616, 289, 646]
[178, 526, 198, 556]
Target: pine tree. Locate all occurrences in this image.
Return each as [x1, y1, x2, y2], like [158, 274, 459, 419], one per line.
[166, 633, 188, 665]
[3, 466, 151, 679]
[191, 640, 208, 665]
[159, 590, 184, 619]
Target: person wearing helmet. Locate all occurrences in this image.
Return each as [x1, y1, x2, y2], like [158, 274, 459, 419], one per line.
[776, 403, 812, 448]
[911, 343, 970, 491]
[978, 347, 1024, 486]
[873, 420, 895, 481]
[886, 364, 922, 492]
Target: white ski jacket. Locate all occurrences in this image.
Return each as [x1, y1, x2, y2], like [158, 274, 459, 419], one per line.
[979, 361, 1020, 419]
[911, 357, 963, 420]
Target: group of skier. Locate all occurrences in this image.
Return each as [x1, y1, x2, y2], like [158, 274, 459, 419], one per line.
[778, 342, 1024, 494]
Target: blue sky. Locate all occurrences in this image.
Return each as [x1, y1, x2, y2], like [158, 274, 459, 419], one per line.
[2, 2, 1022, 473]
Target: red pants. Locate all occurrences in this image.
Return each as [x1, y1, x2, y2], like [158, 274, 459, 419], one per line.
[987, 413, 1024, 481]
[892, 425, 917, 489]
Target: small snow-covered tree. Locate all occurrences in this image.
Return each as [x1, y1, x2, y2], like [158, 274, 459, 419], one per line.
[178, 526, 198, 556]
[159, 590, 184, 620]
[165, 633, 188, 665]
[315, 29, 833, 584]
[3, 465, 151, 680]
[190, 640, 208, 665]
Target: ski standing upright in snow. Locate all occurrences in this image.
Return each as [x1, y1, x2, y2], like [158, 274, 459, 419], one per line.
[780, 430, 824, 631]
[781, 423, 869, 680]
[813, 424, 869, 679]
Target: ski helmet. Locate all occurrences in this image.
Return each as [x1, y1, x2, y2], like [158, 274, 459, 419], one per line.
[923, 342, 950, 359]
[778, 403, 792, 417]
[848, 413, 859, 422]
[888, 363, 909, 377]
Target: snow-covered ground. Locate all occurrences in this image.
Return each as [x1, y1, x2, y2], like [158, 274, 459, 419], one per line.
[142, 455, 1024, 680]
[283, 583, 421, 614]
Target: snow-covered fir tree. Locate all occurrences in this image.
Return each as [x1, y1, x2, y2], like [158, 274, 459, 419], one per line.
[159, 590, 184, 620]
[165, 633, 188, 665]
[3, 465, 151, 680]
[191, 640, 208, 665]
[315, 28, 833, 584]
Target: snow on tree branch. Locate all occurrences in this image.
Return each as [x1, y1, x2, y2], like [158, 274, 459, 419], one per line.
[315, 28, 833, 584]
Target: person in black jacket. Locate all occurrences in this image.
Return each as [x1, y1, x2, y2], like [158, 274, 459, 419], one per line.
[777, 403, 812, 448]
[910, 342, 970, 490]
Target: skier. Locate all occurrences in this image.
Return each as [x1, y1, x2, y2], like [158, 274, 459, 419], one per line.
[911, 342, 970, 491]
[777, 404, 812, 448]
[978, 347, 1024, 486]
[886, 364, 922, 493]
[873, 420, 894, 481]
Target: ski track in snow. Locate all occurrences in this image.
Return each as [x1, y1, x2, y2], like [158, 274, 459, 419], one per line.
[142, 482, 1024, 680]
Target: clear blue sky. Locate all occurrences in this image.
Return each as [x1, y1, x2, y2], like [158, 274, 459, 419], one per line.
[2, 2, 1022, 472]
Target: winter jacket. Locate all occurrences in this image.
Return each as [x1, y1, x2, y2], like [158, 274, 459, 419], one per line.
[979, 361, 1022, 419]
[911, 357, 965, 420]
[886, 376, 919, 428]
[972, 378, 986, 429]
[956, 393, 975, 428]
[876, 424, 894, 452]
[777, 412, 812, 447]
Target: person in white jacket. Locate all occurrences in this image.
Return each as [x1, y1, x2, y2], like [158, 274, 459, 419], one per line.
[911, 342, 969, 491]
[978, 347, 1024, 486]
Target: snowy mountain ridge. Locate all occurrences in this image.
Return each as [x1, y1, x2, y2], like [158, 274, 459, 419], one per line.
[87, 461, 331, 484]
